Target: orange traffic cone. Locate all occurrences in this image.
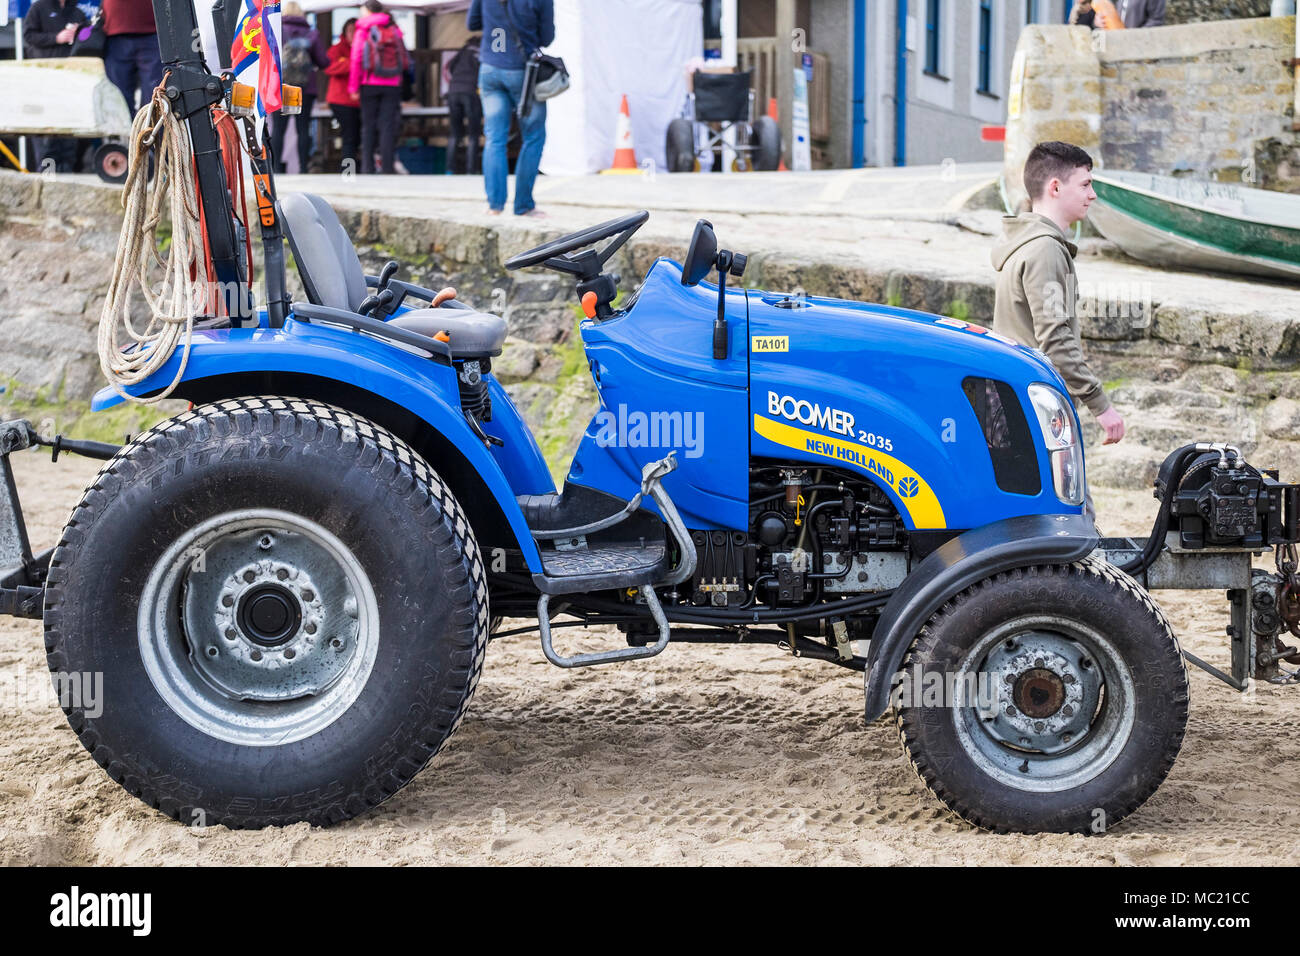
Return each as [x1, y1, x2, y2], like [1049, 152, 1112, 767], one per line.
[767, 97, 788, 172]
[600, 94, 640, 175]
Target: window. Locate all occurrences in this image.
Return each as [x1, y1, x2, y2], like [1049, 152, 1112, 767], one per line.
[963, 378, 1041, 496]
[977, 0, 994, 94]
[925, 0, 942, 75]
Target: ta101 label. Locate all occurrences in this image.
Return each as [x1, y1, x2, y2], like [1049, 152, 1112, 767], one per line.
[751, 336, 789, 353]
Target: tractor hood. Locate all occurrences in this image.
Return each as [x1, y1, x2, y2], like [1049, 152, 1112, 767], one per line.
[743, 274, 1084, 531]
[748, 286, 1063, 385]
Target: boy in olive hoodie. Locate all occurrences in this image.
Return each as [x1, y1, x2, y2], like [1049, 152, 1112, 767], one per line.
[992, 141, 1125, 446]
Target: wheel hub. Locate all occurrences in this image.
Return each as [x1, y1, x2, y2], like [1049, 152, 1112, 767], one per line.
[980, 633, 1099, 754]
[176, 523, 366, 706]
[1013, 668, 1066, 719]
[238, 583, 302, 646]
[140, 511, 380, 747]
[948, 616, 1136, 793]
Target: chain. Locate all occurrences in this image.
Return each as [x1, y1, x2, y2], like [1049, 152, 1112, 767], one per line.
[1269, 544, 1300, 679]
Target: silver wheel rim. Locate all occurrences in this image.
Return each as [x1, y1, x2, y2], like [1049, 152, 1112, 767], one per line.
[951, 614, 1135, 793]
[138, 510, 380, 747]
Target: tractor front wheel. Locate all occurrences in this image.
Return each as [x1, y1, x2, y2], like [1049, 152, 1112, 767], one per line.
[894, 559, 1188, 834]
[43, 398, 489, 828]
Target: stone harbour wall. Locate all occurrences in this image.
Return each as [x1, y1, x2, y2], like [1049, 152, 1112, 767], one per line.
[1005, 18, 1300, 205]
[1167, 0, 1272, 23]
[4, 171, 1300, 491]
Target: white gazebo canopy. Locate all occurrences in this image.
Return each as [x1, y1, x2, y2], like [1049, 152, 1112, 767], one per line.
[296, 1, 470, 13]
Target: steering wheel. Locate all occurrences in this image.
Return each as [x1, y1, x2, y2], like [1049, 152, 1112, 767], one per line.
[504, 210, 649, 278]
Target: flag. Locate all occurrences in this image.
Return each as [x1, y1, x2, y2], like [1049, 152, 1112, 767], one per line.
[257, 0, 282, 114]
[230, 0, 282, 116]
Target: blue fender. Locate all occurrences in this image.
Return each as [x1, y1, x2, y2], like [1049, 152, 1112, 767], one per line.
[92, 318, 552, 571]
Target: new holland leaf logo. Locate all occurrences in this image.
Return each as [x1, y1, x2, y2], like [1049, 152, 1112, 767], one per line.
[898, 476, 919, 498]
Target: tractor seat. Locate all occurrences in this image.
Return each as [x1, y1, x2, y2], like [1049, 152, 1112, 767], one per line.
[387, 309, 507, 357]
[279, 192, 507, 358]
[279, 192, 370, 312]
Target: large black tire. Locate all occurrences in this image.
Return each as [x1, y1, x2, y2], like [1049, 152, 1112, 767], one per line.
[752, 116, 781, 171]
[666, 118, 696, 173]
[895, 559, 1188, 834]
[43, 397, 489, 829]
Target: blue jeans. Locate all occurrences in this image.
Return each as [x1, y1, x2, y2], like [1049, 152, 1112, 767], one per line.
[479, 64, 547, 214]
[104, 33, 164, 116]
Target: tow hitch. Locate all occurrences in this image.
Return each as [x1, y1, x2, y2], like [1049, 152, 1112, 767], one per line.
[1, 420, 120, 619]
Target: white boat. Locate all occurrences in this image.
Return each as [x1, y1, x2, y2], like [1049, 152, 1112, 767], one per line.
[1088, 170, 1300, 282]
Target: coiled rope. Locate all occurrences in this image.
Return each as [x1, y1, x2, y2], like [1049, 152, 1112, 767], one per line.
[98, 85, 216, 403]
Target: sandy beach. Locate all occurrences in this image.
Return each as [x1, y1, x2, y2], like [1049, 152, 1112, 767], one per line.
[1, 450, 1296, 866]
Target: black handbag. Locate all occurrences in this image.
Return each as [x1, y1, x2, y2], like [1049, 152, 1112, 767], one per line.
[71, 13, 106, 58]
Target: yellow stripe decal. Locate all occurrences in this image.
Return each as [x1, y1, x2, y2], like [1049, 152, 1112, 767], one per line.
[753, 414, 946, 529]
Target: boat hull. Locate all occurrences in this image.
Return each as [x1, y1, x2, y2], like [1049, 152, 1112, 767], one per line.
[1089, 172, 1300, 283]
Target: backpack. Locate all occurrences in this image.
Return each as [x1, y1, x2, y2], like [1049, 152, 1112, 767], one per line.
[282, 34, 316, 88]
[446, 43, 480, 93]
[363, 21, 409, 79]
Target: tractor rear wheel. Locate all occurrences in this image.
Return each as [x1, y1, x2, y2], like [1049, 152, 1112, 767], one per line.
[894, 558, 1188, 834]
[43, 397, 489, 829]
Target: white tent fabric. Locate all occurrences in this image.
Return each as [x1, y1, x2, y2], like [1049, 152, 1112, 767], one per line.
[297, 1, 470, 13]
[540, 0, 702, 176]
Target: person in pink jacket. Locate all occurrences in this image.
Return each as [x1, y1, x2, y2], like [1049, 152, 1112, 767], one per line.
[348, 1, 409, 174]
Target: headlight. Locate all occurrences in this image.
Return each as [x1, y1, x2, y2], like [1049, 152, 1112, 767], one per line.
[1027, 384, 1084, 505]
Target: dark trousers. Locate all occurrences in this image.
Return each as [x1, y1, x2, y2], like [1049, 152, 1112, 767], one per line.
[330, 103, 361, 173]
[358, 85, 401, 174]
[104, 33, 164, 116]
[446, 91, 481, 174]
[271, 94, 316, 173]
[33, 136, 84, 173]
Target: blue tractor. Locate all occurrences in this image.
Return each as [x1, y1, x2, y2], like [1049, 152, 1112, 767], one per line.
[3, 1, 1298, 836]
[8, 200, 1297, 834]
